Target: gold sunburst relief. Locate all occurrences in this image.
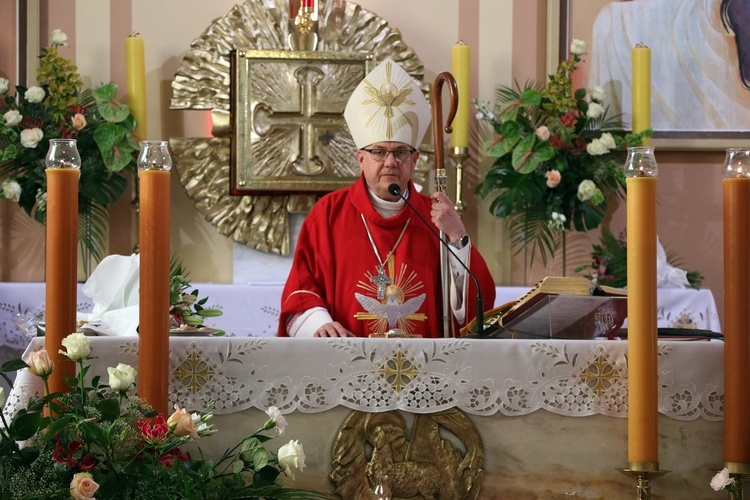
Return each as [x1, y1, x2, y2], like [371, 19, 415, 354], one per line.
[170, 0, 431, 256]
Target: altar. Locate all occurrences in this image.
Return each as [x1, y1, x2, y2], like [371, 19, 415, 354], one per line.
[5, 335, 726, 498]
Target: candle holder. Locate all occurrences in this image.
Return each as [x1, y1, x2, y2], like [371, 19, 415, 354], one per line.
[619, 465, 668, 500]
[449, 147, 468, 214]
[288, 2, 318, 51]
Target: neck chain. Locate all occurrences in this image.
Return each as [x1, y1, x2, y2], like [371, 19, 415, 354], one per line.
[360, 214, 410, 299]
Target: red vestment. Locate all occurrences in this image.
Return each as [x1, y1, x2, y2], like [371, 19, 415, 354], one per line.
[278, 176, 496, 338]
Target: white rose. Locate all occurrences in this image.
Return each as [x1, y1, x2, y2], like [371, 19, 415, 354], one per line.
[60, 332, 91, 361]
[535, 125, 550, 141]
[589, 86, 606, 103]
[586, 138, 608, 156]
[24, 86, 45, 104]
[277, 439, 306, 479]
[586, 102, 605, 119]
[4, 109, 22, 127]
[577, 179, 597, 202]
[51, 29, 68, 46]
[2, 179, 21, 202]
[600, 132, 616, 151]
[0, 77, 9, 94]
[570, 39, 587, 56]
[711, 468, 734, 491]
[107, 363, 137, 392]
[20, 128, 43, 148]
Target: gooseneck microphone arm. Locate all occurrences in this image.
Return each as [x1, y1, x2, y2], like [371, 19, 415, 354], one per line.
[388, 183, 484, 336]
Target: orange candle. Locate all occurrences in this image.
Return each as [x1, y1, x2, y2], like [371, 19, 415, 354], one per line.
[625, 147, 659, 469]
[722, 148, 750, 466]
[138, 141, 171, 416]
[126, 34, 147, 140]
[632, 44, 651, 146]
[451, 41, 471, 149]
[44, 139, 81, 394]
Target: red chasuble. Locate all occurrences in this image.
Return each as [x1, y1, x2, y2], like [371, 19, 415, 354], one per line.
[278, 176, 496, 338]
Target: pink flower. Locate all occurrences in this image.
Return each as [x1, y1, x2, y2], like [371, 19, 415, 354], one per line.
[535, 125, 550, 141]
[545, 170, 561, 188]
[70, 472, 99, 500]
[71, 113, 87, 131]
[167, 405, 198, 439]
[265, 406, 288, 435]
[26, 349, 54, 378]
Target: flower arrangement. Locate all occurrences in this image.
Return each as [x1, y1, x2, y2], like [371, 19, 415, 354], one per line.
[0, 29, 138, 273]
[0, 333, 329, 499]
[575, 228, 704, 289]
[474, 39, 652, 265]
[169, 260, 224, 332]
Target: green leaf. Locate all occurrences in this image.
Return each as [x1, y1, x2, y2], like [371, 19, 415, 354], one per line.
[9, 410, 45, 441]
[96, 397, 121, 422]
[94, 83, 130, 122]
[511, 135, 554, 174]
[252, 448, 269, 470]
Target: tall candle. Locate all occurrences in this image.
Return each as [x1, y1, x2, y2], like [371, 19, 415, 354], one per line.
[44, 140, 81, 394]
[624, 147, 659, 468]
[632, 44, 651, 146]
[138, 141, 172, 416]
[722, 148, 750, 466]
[451, 41, 471, 150]
[126, 34, 147, 140]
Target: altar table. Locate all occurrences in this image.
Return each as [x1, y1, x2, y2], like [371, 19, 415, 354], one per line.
[5, 336, 726, 498]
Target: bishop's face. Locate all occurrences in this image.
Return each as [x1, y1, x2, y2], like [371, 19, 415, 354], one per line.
[357, 141, 420, 201]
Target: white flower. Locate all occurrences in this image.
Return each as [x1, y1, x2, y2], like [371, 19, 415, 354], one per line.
[277, 439, 306, 479]
[586, 102, 605, 119]
[107, 363, 137, 392]
[60, 332, 92, 361]
[265, 406, 288, 435]
[4, 109, 22, 127]
[551, 212, 566, 223]
[710, 468, 735, 491]
[577, 179, 597, 202]
[2, 179, 21, 202]
[586, 138, 609, 156]
[0, 77, 8, 94]
[20, 128, 43, 148]
[600, 132, 616, 151]
[570, 39, 587, 56]
[51, 29, 68, 47]
[24, 86, 45, 103]
[589, 86, 606, 103]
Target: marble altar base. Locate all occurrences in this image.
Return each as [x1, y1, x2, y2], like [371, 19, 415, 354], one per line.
[193, 408, 721, 499]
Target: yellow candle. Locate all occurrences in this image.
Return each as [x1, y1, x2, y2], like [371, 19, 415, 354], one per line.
[45, 168, 79, 394]
[626, 175, 658, 468]
[632, 44, 651, 146]
[126, 34, 147, 140]
[723, 177, 750, 464]
[138, 168, 170, 416]
[451, 41, 470, 149]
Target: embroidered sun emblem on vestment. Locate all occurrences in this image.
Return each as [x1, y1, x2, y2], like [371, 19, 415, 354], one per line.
[355, 255, 427, 335]
[361, 61, 416, 139]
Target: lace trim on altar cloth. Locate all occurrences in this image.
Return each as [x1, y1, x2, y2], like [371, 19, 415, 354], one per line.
[4, 338, 724, 422]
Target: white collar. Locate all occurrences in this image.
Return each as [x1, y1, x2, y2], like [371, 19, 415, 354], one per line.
[368, 186, 407, 218]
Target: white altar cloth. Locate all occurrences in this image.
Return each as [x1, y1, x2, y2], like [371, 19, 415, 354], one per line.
[5, 336, 724, 422]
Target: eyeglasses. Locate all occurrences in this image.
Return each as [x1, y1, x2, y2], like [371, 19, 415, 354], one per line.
[360, 147, 417, 163]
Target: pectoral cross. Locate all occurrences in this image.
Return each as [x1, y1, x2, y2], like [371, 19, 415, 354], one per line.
[370, 267, 393, 300]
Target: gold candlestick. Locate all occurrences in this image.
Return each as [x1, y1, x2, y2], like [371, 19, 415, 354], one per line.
[450, 147, 468, 214]
[619, 466, 668, 500]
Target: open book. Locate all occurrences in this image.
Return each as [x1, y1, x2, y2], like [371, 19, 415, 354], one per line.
[462, 276, 627, 339]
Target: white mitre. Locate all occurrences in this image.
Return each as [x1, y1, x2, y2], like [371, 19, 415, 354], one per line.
[344, 59, 431, 149]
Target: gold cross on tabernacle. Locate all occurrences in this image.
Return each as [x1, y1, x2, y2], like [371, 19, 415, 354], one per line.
[370, 267, 393, 300]
[254, 65, 347, 176]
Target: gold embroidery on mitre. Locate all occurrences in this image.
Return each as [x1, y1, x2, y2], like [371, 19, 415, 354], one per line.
[355, 256, 427, 335]
[361, 61, 416, 140]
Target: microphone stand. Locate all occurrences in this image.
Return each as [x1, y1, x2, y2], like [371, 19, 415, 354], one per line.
[388, 183, 484, 336]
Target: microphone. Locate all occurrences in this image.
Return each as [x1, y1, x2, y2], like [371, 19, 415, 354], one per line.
[388, 183, 484, 336]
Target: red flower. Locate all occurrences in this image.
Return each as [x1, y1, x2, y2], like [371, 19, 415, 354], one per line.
[560, 111, 577, 128]
[137, 414, 169, 443]
[158, 448, 190, 467]
[549, 135, 564, 149]
[52, 439, 82, 467]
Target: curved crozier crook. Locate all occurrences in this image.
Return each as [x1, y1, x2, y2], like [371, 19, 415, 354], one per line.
[430, 72, 458, 173]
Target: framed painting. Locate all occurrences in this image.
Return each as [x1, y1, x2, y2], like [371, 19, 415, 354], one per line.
[552, 0, 750, 150]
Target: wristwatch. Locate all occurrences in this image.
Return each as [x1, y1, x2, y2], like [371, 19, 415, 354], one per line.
[451, 233, 470, 250]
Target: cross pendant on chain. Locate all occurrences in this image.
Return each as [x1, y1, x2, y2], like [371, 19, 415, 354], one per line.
[370, 266, 393, 300]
